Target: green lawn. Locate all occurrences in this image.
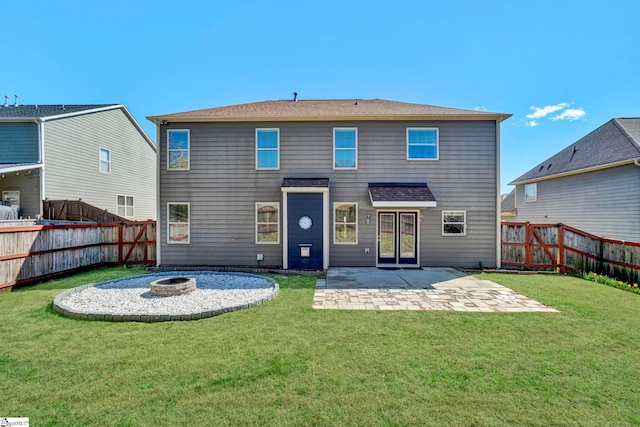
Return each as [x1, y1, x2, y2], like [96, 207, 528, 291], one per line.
[2, 268, 640, 426]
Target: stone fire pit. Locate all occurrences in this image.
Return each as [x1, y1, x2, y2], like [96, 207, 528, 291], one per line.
[150, 277, 196, 297]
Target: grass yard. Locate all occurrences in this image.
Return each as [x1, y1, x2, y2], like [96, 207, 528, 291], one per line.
[1, 268, 640, 426]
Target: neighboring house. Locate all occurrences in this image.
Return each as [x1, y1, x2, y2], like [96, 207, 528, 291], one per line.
[0, 102, 157, 220]
[148, 98, 510, 269]
[500, 190, 516, 218]
[508, 118, 640, 241]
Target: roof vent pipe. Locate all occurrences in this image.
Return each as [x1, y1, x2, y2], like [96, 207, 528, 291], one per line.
[14, 95, 18, 107]
[293, 92, 298, 102]
[4, 95, 8, 107]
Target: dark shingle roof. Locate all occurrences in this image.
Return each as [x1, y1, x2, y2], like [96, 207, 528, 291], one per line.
[282, 178, 330, 188]
[0, 104, 119, 119]
[368, 183, 437, 203]
[510, 118, 640, 184]
[501, 190, 516, 214]
[149, 99, 511, 122]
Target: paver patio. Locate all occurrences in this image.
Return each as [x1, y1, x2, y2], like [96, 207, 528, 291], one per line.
[313, 267, 559, 312]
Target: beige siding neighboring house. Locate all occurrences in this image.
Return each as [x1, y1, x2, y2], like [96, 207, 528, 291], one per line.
[508, 118, 640, 241]
[149, 98, 510, 269]
[0, 103, 156, 220]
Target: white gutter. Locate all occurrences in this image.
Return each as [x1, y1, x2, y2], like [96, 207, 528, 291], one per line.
[634, 158, 640, 166]
[155, 120, 162, 266]
[510, 158, 640, 186]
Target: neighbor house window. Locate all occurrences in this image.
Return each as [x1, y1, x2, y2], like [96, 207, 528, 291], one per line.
[334, 203, 358, 244]
[256, 129, 279, 169]
[442, 210, 466, 236]
[256, 202, 279, 244]
[168, 203, 190, 243]
[525, 183, 537, 202]
[334, 128, 357, 169]
[99, 148, 111, 173]
[117, 195, 134, 217]
[407, 128, 438, 160]
[168, 129, 190, 170]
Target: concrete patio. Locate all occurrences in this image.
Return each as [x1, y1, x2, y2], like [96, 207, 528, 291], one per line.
[313, 267, 559, 312]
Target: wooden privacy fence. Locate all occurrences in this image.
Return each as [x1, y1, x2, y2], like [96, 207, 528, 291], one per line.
[0, 221, 156, 291]
[501, 222, 640, 284]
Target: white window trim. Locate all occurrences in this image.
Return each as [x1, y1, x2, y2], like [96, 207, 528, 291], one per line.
[255, 202, 280, 244]
[406, 127, 439, 161]
[167, 129, 190, 171]
[442, 210, 466, 236]
[255, 128, 280, 170]
[333, 128, 358, 170]
[167, 202, 190, 244]
[333, 202, 358, 244]
[524, 183, 537, 202]
[116, 194, 135, 218]
[99, 147, 111, 174]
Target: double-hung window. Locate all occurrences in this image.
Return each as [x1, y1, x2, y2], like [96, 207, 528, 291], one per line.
[334, 203, 358, 244]
[168, 203, 190, 243]
[99, 148, 111, 173]
[256, 129, 279, 170]
[524, 183, 537, 202]
[117, 195, 134, 217]
[333, 128, 357, 169]
[256, 202, 279, 243]
[442, 211, 466, 236]
[407, 128, 438, 160]
[168, 130, 190, 170]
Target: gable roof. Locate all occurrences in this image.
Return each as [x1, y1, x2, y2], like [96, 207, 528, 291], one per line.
[510, 118, 640, 185]
[147, 99, 511, 123]
[500, 189, 516, 216]
[0, 104, 156, 151]
[0, 104, 119, 120]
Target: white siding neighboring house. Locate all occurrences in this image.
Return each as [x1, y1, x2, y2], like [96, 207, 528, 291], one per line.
[0, 103, 156, 220]
[508, 118, 640, 241]
[149, 98, 511, 269]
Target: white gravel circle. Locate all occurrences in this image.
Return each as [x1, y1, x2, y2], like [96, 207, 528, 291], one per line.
[54, 272, 278, 321]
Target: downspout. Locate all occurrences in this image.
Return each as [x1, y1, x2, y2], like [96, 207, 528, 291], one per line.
[495, 119, 501, 269]
[37, 118, 45, 218]
[155, 120, 162, 266]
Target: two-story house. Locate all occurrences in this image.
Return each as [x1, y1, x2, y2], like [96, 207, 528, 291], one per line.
[508, 118, 640, 241]
[148, 98, 510, 269]
[0, 103, 157, 220]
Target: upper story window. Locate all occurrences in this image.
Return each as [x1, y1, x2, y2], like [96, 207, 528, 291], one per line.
[99, 147, 111, 173]
[168, 130, 190, 170]
[333, 128, 357, 169]
[117, 195, 134, 217]
[168, 202, 190, 244]
[407, 128, 439, 160]
[256, 129, 279, 170]
[524, 183, 537, 202]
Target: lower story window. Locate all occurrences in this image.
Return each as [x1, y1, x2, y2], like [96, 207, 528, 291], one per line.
[117, 195, 134, 217]
[256, 202, 279, 244]
[334, 202, 357, 244]
[168, 203, 190, 243]
[442, 210, 466, 236]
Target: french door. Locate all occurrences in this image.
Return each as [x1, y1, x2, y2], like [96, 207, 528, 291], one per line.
[377, 211, 418, 266]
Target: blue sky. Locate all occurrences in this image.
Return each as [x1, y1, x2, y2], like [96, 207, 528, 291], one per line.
[1, 0, 638, 193]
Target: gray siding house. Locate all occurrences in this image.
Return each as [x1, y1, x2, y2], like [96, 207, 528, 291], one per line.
[148, 98, 510, 269]
[0, 103, 157, 220]
[508, 118, 640, 241]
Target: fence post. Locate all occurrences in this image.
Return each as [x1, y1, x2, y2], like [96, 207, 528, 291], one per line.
[525, 222, 533, 269]
[557, 223, 564, 274]
[118, 222, 124, 266]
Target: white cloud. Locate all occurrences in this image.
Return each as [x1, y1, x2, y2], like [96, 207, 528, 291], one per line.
[526, 103, 569, 119]
[474, 105, 487, 112]
[551, 108, 586, 121]
[525, 120, 539, 127]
